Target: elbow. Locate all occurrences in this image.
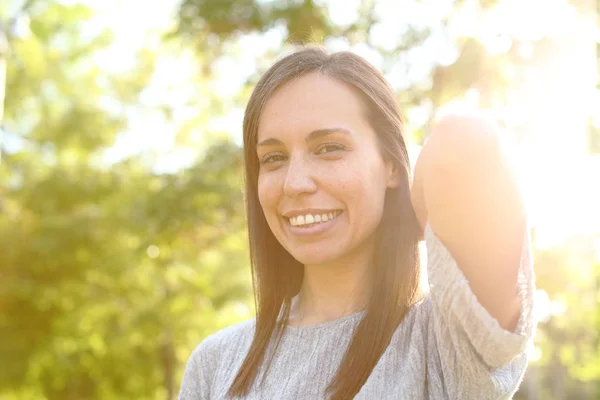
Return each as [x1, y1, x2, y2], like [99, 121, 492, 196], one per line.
[428, 113, 504, 169]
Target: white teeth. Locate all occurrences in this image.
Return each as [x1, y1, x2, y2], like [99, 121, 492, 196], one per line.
[288, 211, 341, 227]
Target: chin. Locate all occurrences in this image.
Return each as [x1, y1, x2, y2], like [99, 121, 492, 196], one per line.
[287, 247, 342, 266]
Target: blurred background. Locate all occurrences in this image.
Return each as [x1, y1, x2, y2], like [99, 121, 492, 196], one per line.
[0, 0, 599, 399]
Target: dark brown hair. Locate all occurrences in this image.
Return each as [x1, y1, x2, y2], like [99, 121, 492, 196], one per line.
[229, 45, 423, 399]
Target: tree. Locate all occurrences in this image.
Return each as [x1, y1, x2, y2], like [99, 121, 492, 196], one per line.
[0, 1, 251, 398]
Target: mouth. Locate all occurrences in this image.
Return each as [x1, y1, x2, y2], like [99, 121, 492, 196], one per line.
[286, 210, 343, 228]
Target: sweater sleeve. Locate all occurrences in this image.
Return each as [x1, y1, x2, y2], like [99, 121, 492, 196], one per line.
[425, 221, 536, 399]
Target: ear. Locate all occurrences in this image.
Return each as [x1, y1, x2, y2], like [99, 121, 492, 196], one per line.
[385, 160, 401, 189]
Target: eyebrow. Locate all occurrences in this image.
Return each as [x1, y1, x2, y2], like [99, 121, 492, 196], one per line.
[256, 127, 352, 148]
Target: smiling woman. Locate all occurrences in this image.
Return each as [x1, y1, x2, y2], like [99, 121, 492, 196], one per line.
[178, 46, 536, 400]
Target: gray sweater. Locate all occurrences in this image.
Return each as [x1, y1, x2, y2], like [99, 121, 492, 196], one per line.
[179, 223, 536, 399]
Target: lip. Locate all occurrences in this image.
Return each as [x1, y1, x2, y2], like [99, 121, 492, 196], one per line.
[285, 211, 343, 237]
[282, 209, 341, 218]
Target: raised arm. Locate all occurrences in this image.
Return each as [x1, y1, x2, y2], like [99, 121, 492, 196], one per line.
[411, 114, 526, 332]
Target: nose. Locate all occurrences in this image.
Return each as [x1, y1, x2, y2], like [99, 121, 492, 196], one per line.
[283, 155, 317, 197]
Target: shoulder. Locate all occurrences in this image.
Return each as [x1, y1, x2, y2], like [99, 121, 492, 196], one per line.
[179, 319, 256, 398]
[396, 293, 434, 334]
[188, 318, 256, 366]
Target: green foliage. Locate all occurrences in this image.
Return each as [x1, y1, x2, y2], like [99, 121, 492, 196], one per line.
[0, 2, 250, 399]
[526, 238, 600, 399]
[176, 0, 335, 44]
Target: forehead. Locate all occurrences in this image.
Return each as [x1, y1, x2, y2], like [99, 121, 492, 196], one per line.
[257, 72, 368, 141]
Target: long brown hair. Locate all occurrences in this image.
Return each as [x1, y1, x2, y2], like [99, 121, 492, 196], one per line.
[229, 46, 422, 399]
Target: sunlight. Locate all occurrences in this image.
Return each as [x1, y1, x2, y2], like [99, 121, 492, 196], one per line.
[444, 0, 600, 248]
[89, 0, 599, 239]
[507, 0, 600, 248]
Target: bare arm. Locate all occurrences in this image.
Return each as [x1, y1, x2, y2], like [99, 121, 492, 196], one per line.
[411, 114, 526, 331]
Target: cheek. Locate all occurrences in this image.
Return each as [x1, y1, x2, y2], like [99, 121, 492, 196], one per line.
[330, 158, 388, 200]
[257, 174, 280, 216]
[335, 163, 388, 221]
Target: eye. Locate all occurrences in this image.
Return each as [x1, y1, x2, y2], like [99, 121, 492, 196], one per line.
[260, 153, 287, 165]
[316, 143, 346, 155]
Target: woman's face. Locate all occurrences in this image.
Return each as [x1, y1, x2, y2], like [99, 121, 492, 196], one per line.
[256, 72, 398, 265]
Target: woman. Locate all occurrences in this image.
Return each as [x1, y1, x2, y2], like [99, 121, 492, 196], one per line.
[179, 46, 536, 399]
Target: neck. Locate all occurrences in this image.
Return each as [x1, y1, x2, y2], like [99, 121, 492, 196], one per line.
[289, 238, 375, 326]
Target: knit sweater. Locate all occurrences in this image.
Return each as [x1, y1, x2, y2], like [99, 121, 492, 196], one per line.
[178, 223, 536, 399]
